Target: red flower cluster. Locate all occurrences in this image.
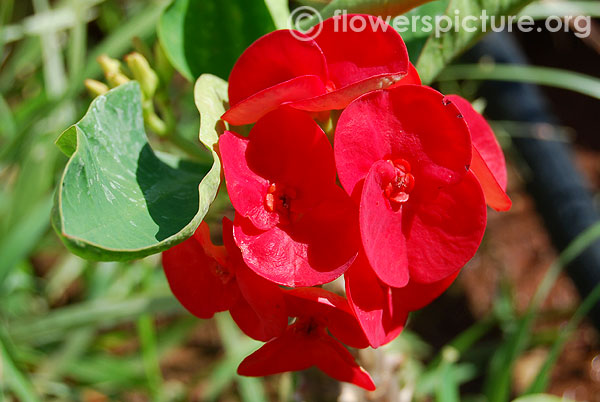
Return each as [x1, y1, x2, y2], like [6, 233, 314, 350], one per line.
[163, 13, 510, 390]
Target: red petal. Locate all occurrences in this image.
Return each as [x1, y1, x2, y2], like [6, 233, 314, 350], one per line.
[228, 30, 328, 107]
[314, 14, 407, 87]
[243, 108, 338, 212]
[289, 72, 404, 112]
[471, 146, 512, 211]
[290, 14, 409, 112]
[233, 190, 358, 287]
[359, 160, 409, 288]
[237, 326, 314, 376]
[162, 223, 238, 319]
[446, 95, 511, 211]
[234, 264, 287, 341]
[219, 131, 277, 230]
[391, 270, 460, 312]
[284, 287, 369, 349]
[315, 14, 407, 98]
[314, 333, 376, 391]
[222, 218, 287, 342]
[238, 324, 375, 391]
[405, 171, 487, 283]
[446, 95, 507, 189]
[222, 75, 326, 125]
[335, 86, 472, 198]
[345, 254, 408, 348]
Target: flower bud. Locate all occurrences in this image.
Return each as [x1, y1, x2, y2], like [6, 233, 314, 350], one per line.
[106, 72, 130, 88]
[84, 79, 109, 98]
[97, 54, 130, 88]
[97, 54, 121, 77]
[125, 52, 159, 99]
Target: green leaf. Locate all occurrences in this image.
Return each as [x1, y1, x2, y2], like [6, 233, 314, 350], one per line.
[157, 0, 276, 81]
[416, 0, 535, 84]
[400, 0, 449, 61]
[437, 64, 600, 101]
[53, 81, 221, 261]
[264, 0, 291, 29]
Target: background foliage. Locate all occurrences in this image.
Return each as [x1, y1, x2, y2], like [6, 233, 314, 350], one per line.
[1, 0, 600, 401]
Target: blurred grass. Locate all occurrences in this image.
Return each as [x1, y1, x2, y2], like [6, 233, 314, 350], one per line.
[1, 0, 600, 401]
[0, 1, 221, 400]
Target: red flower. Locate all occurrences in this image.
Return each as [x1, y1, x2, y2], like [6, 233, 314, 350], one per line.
[222, 14, 409, 125]
[334, 85, 487, 288]
[446, 95, 511, 211]
[238, 287, 375, 391]
[162, 218, 287, 341]
[219, 108, 358, 287]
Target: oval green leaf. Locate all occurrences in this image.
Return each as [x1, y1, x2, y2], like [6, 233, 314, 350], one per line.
[53, 80, 226, 261]
[157, 0, 276, 81]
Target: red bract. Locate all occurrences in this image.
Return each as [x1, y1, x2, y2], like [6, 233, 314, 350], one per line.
[238, 287, 375, 391]
[446, 95, 511, 211]
[162, 222, 238, 319]
[345, 252, 458, 347]
[162, 219, 287, 342]
[222, 14, 408, 125]
[219, 108, 358, 287]
[334, 85, 487, 287]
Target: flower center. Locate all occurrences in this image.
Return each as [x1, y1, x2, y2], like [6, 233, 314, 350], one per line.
[265, 183, 297, 224]
[293, 317, 323, 337]
[384, 158, 415, 207]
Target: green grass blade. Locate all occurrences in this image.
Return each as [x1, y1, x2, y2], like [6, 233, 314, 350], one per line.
[0, 329, 41, 402]
[0, 94, 16, 141]
[210, 314, 265, 402]
[34, 329, 95, 382]
[137, 314, 164, 401]
[66, 0, 88, 79]
[427, 317, 496, 369]
[7, 290, 183, 345]
[264, 0, 290, 29]
[520, 1, 600, 19]
[484, 222, 600, 402]
[32, 0, 69, 99]
[438, 64, 600, 101]
[237, 376, 268, 402]
[0, 197, 52, 285]
[525, 282, 600, 394]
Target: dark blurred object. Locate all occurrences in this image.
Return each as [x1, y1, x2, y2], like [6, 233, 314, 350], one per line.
[464, 31, 600, 328]
[514, 19, 600, 150]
